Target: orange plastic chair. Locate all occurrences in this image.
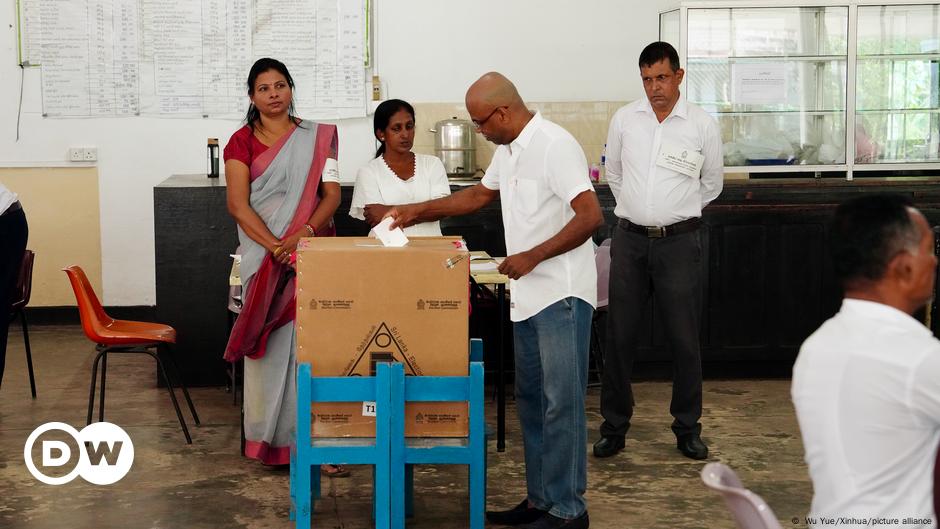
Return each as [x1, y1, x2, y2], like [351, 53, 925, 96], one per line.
[10, 250, 36, 398]
[63, 265, 200, 444]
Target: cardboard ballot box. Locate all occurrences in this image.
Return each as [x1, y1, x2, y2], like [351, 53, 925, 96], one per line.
[295, 237, 470, 437]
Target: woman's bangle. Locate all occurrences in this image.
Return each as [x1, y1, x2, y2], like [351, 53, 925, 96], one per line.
[304, 223, 316, 237]
[272, 244, 282, 256]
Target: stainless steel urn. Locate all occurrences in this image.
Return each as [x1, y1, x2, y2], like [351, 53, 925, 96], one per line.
[430, 117, 478, 178]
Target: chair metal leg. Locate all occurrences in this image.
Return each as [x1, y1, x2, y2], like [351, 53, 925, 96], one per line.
[99, 353, 108, 422]
[159, 345, 200, 425]
[588, 316, 605, 388]
[21, 312, 36, 398]
[240, 403, 246, 456]
[230, 361, 237, 405]
[87, 351, 106, 425]
[148, 351, 192, 444]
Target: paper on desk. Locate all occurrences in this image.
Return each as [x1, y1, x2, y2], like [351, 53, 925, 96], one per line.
[370, 217, 409, 247]
[470, 262, 499, 272]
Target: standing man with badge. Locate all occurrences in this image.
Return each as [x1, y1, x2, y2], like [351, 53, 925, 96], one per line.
[593, 41, 723, 461]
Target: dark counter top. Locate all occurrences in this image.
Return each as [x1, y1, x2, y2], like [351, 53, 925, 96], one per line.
[157, 174, 228, 188]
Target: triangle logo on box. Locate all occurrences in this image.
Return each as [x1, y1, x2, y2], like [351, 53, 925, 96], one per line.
[346, 322, 418, 376]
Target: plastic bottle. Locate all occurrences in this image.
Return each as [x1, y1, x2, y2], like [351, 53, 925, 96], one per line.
[600, 144, 606, 181]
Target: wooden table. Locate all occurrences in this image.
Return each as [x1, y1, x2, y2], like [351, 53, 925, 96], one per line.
[469, 252, 509, 452]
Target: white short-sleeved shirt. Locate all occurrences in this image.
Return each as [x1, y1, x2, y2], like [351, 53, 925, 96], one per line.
[792, 299, 940, 528]
[350, 153, 451, 236]
[481, 112, 597, 322]
[0, 182, 17, 215]
[605, 94, 723, 226]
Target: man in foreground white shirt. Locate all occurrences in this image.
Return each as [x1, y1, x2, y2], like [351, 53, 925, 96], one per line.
[792, 193, 940, 528]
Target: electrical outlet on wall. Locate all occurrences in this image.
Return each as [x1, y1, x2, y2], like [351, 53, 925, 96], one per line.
[68, 147, 98, 162]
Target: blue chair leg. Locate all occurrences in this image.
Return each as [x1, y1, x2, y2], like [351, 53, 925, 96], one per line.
[376, 363, 397, 529]
[296, 364, 312, 529]
[295, 462, 311, 528]
[470, 459, 485, 529]
[388, 363, 406, 529]
[469, 362, 486, 529]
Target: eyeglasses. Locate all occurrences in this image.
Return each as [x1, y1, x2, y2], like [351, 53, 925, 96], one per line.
[471, 106, 506, 129]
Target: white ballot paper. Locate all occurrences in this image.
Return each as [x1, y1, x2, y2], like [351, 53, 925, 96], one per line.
[371, 217, 409, 247]
[470, 262, 499, 272]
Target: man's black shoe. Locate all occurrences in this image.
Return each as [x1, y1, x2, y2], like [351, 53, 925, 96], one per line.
[486, 499, 547, 525]
[518, 511, 589, 529]
[592, 435, 625, 458]
[677, 433, 709, 460]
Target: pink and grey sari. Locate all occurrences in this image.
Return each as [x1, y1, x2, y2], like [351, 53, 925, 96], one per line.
[224, 120, 337, 465]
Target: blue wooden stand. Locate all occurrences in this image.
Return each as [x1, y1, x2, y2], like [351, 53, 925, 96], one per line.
[291, 340, 486, 529]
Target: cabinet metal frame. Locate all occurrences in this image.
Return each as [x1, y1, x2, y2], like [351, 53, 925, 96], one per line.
[661, 0, 940, 178]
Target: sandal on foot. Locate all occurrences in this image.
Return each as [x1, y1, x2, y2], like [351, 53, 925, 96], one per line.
[320, 465, 350, 477]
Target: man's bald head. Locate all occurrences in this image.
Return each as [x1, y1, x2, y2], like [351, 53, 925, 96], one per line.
[466, 72, 524, 111]
[465, 72, 533, 145]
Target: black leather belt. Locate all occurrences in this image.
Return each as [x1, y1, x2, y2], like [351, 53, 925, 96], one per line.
[618, 217, 700, 238]
[2, 201, 21, 216]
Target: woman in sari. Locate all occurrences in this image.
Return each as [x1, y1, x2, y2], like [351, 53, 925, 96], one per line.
[223, 58, 346, 475]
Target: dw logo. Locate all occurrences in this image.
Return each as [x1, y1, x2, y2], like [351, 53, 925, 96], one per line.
[23, 422, 134, 485]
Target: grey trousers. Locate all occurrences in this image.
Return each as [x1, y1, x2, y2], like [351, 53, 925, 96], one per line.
[599, 221, 704, 438]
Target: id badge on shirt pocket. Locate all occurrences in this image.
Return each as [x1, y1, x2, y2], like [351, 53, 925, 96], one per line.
[657, 142, 705, 178]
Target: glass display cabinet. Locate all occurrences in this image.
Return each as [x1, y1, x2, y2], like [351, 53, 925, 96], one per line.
[661, 1, 940, 177]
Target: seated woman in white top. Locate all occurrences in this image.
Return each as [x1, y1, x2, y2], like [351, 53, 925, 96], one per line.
[350, 99, 451, 236]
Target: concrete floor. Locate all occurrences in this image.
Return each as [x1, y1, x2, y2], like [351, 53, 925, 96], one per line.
[0, 324, 813, 528]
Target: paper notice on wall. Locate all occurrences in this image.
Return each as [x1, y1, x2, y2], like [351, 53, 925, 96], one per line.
[731, 63, 787, 105]
[34, 0, 366, 118]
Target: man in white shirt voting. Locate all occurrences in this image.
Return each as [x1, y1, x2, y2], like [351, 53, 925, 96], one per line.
[593, 42, 723, 461]
[387, 72, 603, 529]
[792, 194, 940, 528]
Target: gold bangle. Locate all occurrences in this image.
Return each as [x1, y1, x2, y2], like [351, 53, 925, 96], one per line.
[273, 245, 282, 257]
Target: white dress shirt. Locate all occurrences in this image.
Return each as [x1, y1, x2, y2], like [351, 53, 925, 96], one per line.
[605, 94, 723, 226]
[0, 182, 17, 215]
[481, 112, 597, 322]
[350, 153, 451, 236]
[792, 299, 940, 528]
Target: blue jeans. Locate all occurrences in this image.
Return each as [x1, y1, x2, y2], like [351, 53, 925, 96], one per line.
[513, 296, 592, 519]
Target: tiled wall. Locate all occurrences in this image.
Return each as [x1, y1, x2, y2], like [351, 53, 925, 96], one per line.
[410, 101, 629, 175]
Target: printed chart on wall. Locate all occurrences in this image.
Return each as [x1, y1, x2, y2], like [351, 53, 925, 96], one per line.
[15, 0, 371, 119]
